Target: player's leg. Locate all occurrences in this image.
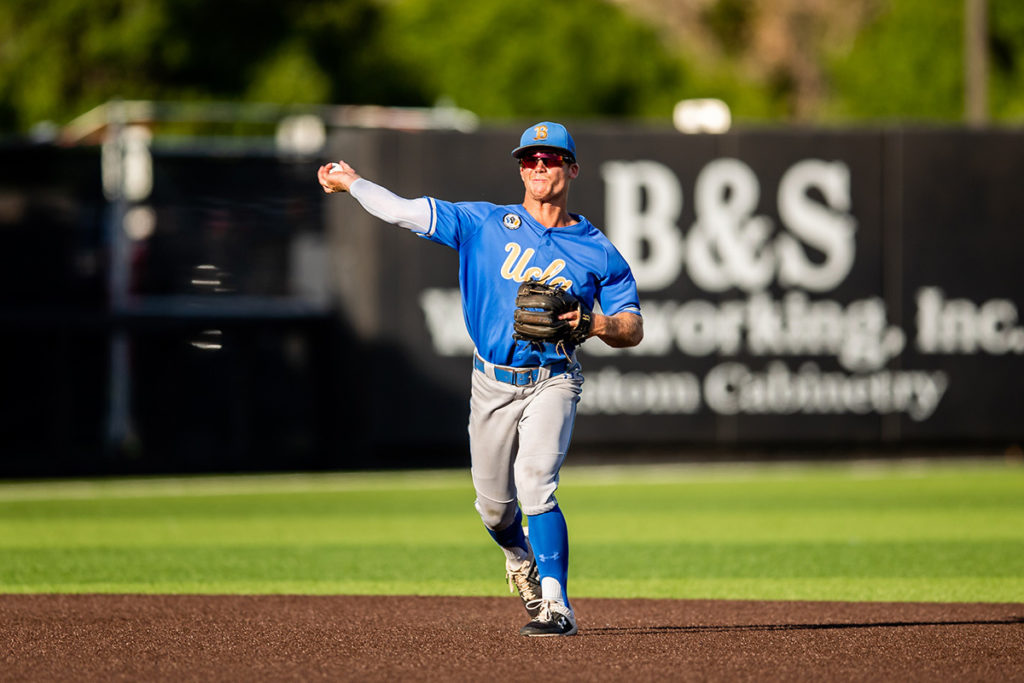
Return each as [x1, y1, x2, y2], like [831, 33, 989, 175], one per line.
[469, 369, 525, 554]
[515, 373, 582, 635]
[467, 369, 540, 613]
[525, 504, 570, 606]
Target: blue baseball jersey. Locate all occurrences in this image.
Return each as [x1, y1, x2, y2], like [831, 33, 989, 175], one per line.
[420, 199, 641, 367]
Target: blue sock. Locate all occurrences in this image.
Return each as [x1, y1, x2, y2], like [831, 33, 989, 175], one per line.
[486, 506, 529, 553]
[527, 506, 570, 608]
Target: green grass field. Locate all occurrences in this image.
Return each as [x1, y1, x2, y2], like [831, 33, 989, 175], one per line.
[1, 458, 1022, 602]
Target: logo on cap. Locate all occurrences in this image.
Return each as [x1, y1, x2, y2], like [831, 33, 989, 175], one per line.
[532, 125, 548, 142]
[503, 213, 521, 229]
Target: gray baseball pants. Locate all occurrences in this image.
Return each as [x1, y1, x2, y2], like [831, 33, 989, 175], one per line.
[468, 361, 583, 532]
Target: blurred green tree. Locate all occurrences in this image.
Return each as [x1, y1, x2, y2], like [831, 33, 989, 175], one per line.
[378, 0, 695, 120]
[3, 0, 1023, 132]
[0, 0, 423, 132]
[823, 0, 1024, 123]
[988, 0, 1024, 119]
[823, 0, 964, 121]
[0, 0, 720, 132]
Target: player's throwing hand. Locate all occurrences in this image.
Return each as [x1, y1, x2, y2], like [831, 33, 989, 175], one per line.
[317, 161, 360, 193]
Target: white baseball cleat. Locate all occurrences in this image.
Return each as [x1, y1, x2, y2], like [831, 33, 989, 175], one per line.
[506, 559, 543, 618]
[519, 599, 577, 637]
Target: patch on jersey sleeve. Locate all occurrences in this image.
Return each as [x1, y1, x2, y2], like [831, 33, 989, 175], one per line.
[502, 213, 521, 230]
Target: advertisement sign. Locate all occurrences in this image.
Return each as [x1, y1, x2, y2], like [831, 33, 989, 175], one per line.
[338, 128, 1023, 448]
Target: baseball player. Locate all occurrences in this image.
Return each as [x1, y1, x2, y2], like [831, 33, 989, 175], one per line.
[317, 122, 643, 636]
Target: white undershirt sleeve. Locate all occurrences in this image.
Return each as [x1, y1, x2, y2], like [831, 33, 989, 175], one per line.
[348, 178, 433, 234]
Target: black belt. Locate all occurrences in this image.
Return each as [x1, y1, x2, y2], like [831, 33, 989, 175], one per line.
[473, 355, 569, 386]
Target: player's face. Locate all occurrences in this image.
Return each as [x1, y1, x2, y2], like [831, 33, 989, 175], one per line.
[519, 150, 579, 202]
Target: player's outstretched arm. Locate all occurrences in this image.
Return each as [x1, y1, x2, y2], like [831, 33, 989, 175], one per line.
[317, 161, 433, 234]
[590, 311, 643, 348]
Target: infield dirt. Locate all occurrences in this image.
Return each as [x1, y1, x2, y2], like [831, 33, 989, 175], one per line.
[2, 594, 1022, 681]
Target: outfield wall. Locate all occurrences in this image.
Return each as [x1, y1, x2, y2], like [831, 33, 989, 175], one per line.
[1, 127, 1022, 475]
[330, 127, 1024, 453]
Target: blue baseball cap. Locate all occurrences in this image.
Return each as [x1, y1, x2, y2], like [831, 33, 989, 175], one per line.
[511, 121, 576, 161]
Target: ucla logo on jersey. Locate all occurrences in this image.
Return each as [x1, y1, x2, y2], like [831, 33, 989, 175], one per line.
[502, 213, 521, 230]
[501, 242, 573, 289]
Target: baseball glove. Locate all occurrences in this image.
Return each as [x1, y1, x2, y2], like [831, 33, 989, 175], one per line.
[512, 281, 593, 347]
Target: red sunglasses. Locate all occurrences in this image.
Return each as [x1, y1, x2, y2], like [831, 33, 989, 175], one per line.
[519, 152, 572, 169]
